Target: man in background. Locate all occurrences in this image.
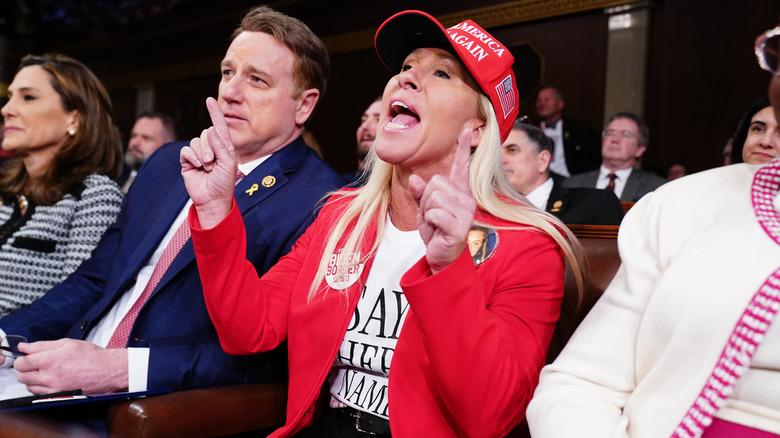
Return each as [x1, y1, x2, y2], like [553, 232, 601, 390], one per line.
[345, 97, 381, 183]
[667, 163, 687, 180]
[502, 122, 622, 225]
[564, 111, 666, 202]
[121, 111, 177, 192]
[536, 85, 601, 177]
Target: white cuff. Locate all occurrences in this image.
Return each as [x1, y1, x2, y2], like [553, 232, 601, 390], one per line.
[127, 347, 149, 392]
[0, 329, 12, 369]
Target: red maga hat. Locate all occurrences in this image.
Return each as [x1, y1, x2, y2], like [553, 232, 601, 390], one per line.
[375, 10, 519, 142]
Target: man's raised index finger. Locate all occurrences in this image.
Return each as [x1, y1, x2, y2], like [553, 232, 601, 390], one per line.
[205, 97, 231, 144]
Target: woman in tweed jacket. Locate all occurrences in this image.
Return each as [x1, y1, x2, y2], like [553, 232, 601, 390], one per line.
[0, 54, 123, 316]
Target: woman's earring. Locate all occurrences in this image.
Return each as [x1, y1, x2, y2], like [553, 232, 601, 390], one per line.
[68, 128, 76, 136]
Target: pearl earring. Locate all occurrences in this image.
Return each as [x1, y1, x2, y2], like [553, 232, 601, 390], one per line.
[68, 128, 76, 136]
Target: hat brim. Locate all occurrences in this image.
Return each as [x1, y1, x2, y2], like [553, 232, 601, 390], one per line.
[375, 10, 456, 74]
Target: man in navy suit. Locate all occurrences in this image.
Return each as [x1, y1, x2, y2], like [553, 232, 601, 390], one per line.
[502, 122, 623, 225]
[536, 86, 601, 177]
[564, 111, 667, 203]
[0, 6, 345, 396]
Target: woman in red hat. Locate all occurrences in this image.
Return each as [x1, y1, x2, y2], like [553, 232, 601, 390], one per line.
[182, 10, 583, 437]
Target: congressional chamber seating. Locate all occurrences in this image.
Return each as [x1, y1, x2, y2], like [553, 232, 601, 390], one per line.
[0, 224, 621, 438]
[546, 224, 621, 363]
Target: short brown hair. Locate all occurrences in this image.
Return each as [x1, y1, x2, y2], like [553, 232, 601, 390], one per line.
[136, 110, 177, 142]
[606, 111, 650, 147]
[232, 6, 330, 98]
[1, 53, 122, 205]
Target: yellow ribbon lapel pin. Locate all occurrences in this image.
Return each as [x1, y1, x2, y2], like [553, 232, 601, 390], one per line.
[245, 176, 276, 196]
[245, 184, 259, 196]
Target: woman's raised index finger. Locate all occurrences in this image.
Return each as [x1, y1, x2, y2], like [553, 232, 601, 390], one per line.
[450, 127, 473, 189]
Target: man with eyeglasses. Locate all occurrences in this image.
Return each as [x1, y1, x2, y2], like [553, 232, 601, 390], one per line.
[528, 25, 780, 438]
[563, 111, 666, 202]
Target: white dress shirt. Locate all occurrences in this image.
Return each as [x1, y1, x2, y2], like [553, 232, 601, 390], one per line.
[542, 120, 570, 177]
[596, 165, 633, 200]
[524, 177, 554, 211]
[87, 155, 269, 391]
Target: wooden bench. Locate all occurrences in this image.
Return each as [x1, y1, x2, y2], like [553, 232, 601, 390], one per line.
[547, 224, 620, 363]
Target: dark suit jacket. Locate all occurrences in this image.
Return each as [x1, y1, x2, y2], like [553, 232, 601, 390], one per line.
[563, 168, 667, 202]
[560, 118, 601, 176]
[0, 137, 346, 391]
[545, 181, 623, 225]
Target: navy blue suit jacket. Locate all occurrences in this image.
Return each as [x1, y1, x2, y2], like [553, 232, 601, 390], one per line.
[0, 137, 346, 391]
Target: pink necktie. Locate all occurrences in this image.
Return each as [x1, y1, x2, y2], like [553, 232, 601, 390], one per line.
[106, 221, 190, 348]
[106, 168, 246, 348]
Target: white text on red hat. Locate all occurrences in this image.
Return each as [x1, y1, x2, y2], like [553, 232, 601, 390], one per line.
[446, 22, 506, 62]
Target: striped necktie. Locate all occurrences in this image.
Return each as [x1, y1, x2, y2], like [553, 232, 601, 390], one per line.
[106, 168, 246, 348]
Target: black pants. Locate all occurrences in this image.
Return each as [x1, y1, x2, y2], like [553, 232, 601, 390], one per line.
[294, 408, 391, 437]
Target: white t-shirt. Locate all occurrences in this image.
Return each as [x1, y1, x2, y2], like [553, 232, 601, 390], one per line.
[329, 217, 426, 419]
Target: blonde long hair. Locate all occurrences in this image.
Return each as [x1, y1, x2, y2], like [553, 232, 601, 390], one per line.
[309, 95, 585, 302]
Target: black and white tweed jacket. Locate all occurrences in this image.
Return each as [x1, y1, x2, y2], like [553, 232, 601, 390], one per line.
[0, 174, 122, 316]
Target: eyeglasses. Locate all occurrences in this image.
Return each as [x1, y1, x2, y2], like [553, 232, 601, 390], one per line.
[602, 129, 637, 140]
[755, 26, 780, 77]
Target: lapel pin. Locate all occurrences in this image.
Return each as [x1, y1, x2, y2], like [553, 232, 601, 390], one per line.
[245, 183, 259, 196]
[261, 175, 276, 188]
[551, 200, 563, 212]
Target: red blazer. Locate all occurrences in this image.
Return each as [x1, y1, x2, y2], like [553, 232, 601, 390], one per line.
[190, 195, 564, 437]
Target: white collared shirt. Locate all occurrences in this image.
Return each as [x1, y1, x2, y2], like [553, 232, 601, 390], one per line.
[596, 165, 633, 200]
[542, 121, 570, 177]
[525, 177, 554, 211]
[86, 155, 270, 391]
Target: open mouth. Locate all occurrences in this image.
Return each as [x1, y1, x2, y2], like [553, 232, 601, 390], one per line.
[386, 101, 420, 130]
